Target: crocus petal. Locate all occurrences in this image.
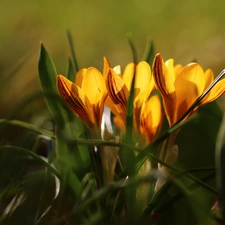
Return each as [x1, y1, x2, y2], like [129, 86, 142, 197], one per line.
[57, 75, 94, 128]
[82, 67, 107, 127]
[174, 63, 206, 122]
[165, 59, 176, 78]
[153, 54, 176, 96]
[174, 78, 198, 123]
[135, 61, 154, 100]
[141, 95, 162, 144]
[105, 97, 123, 119]
[103, 57, 110, 79]
[76, 68, 87, 87]
[82, 67, 106, 105]
[174, 64, 183, 77]
[113, 65, 121, 75]
[153, 53, 176, 126]
[204, 69, 214, 90]
[132, 62, 154, 130]
[114, 116, 126, 131]
[202, 78, 225, 104]
[122, 63, 135, 91]
[179, 63, 205, 96]
[106, 68, 129, 120]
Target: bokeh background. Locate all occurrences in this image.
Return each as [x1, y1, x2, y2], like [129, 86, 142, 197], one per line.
[0, 2, 224, 222]
[1, 0, 225, 116]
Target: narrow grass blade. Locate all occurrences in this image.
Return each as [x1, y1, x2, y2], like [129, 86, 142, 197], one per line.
[0, 146, 61, 180]
[0, 119, 55, 139]
[67, 30, 79, 74]
[66, 56, 75, 81]
[142, 38, 155, 66]
[216, 113, 225, 221]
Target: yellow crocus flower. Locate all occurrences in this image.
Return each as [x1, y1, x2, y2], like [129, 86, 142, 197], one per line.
[105, 61, 155, 131]
[152, 53, 225, 127]
[57, 67, 107, 133]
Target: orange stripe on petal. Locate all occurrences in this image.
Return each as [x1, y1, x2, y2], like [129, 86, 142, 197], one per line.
[152, 53, 176, 126]
[57, 75, 93, 128]
[106, 69, 128, 116]
[153, 54, 175, 96]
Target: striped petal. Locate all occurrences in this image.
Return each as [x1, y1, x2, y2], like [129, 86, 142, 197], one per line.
[57, 75, 94, 128]
[153, 53, 176, 126]
[106, 68, 129, 121]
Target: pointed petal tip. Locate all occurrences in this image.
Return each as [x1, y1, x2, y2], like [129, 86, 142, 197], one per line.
[103, 56, 110, 69]
[56, 74, 63, 83]
[57, 74, 66, 85]
[103, 56, 109, 63]
[155, 53, 163, 60]
[153, 53, 164, 68]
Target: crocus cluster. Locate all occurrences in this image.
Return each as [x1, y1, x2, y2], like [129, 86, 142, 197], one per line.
[57, 53, 225, 146]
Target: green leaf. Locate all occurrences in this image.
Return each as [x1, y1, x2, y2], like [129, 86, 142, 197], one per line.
[0, 119, 55, 139]
[38, 44, 92, 198]
[67, 30, 79, 74]
[142, 38, 155, 66]
[66, 56, 75, 81]
[124, 35, 137, 217]
[0, 146, 61, 180]
[177, 102, 222, 169]
[216, 113, 225, 220]
[38, 43, 67, 127]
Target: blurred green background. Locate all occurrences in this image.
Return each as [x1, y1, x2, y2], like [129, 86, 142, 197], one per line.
[0, 2, 224, 223]
[1, 0, 225, 116]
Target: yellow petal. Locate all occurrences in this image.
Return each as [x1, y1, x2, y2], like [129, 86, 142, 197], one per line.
[103, 57, 110, 79]
[174, 63, 205, 122]
[75, 68, 87, 87]
[141, 95, 162, 144]
[106, 68, 129, 119]
[114, 116, 126, 131]
[202, 78, 225, 105]
[152, 53, 176, 126]
[174, 64, 183, 77]
[122, 63, 135, 91]
[57, 75, 94, 128]
[153, 54, 175, 96]
[105, 96, 123, 119]
[180, 63, 205, 96]
[82, 67, 106, 105]
[135, 61, 154, 100]
[165, 59, 175, 77]
[204, 69, 214, 90]
[174, 77, 198, 123]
